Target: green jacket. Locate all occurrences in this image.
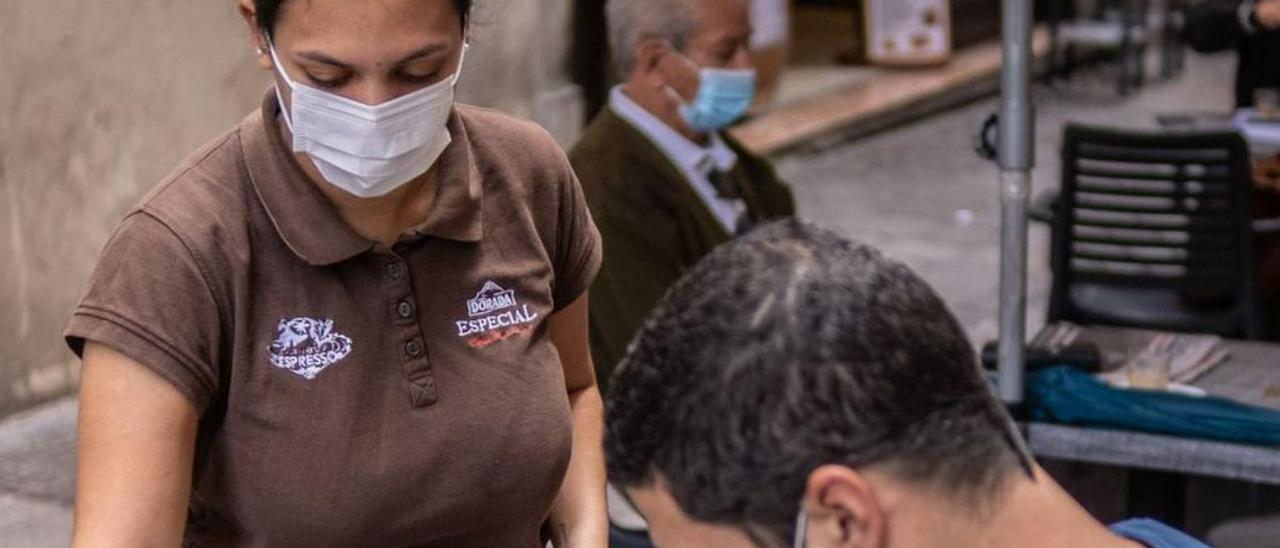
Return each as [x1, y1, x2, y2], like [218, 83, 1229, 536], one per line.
[568, 108, 796, 389]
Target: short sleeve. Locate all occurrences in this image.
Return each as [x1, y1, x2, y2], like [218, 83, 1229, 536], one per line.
[65, 211, 223, 411]
[551, 156, 603, 312]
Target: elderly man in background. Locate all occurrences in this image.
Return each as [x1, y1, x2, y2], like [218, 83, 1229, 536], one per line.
[570, 2, 795, 544]
[570, 0, 796, 392]
[605, 220, 1209, 548]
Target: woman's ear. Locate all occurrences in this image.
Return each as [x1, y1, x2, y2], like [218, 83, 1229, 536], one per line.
[237, 0, 272, 70]
[801, 465, 887, 548]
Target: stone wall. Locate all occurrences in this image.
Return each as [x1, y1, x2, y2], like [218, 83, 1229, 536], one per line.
[0, 0, 581, 417]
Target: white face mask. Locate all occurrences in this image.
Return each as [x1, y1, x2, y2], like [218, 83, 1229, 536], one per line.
[267, 39, 467, 198]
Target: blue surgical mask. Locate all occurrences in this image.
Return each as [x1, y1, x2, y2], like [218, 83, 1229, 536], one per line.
[666, 53, 756, 133]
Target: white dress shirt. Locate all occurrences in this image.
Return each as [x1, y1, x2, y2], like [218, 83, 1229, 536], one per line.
[608, 86, 747, 234]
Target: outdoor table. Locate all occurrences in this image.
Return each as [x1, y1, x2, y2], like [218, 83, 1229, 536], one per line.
[1023, 336, 1280, 485]
[1021, 333, 1280, 524]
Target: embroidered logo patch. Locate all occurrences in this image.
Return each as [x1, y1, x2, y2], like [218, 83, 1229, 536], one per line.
[456, 281, 539, 348]
[268, 318, 353, 380]
[468, 281, 517, 317]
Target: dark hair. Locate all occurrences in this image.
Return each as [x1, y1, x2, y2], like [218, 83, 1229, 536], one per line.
[603, 219, 1032, 545]
[254, 0, 473, 33]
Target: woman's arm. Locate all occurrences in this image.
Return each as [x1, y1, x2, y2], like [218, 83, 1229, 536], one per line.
[74, 342, 198, 548]
[547, 294, 609, 548]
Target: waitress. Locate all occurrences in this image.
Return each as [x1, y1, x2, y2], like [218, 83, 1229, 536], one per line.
[64, 1, 607, 546]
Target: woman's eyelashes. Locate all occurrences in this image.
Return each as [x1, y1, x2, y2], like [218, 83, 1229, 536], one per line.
[306, 73, 351, 89]
[396, 69, 443, 85]
[304, 69, 442, 89]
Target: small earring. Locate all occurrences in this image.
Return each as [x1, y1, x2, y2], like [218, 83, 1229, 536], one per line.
[256, 46, 265, 56]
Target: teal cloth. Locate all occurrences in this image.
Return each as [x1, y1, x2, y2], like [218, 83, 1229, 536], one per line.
[1110, 518, 1209, 548]
[1027, 366, 1280, 447]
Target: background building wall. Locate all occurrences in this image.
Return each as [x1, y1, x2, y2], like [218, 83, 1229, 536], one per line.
[0, 0, 581, 417]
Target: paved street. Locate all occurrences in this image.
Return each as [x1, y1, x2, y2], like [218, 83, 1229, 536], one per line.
[0, 399, 75, 546]
[0, 51, 1237, 545]
[777, 50, 1234, 346]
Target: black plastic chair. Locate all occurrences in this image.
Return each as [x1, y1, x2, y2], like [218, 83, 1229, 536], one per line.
[1049, 124, 1264, 339]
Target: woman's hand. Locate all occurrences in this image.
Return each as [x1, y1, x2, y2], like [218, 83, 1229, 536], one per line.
[547, 295, 610, 547]
[74, 342, 198, 548]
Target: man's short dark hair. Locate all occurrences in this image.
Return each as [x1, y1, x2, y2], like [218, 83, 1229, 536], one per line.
[604, 219, 1031, 545]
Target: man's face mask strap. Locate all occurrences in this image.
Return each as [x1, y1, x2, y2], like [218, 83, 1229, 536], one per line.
[792, 507, 808, 548]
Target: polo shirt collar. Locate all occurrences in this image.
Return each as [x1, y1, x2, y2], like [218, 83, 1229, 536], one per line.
[243, 93, 483, 266]
[608, 86, 738, 177]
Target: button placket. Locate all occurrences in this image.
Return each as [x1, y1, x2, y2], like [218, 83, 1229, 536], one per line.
[381, 253, 438, 407]
[405, 338, 424, 357]
[396, 300, 416, 321]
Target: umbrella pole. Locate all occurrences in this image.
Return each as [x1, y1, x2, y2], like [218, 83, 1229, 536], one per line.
[997, 0, 1035, 405]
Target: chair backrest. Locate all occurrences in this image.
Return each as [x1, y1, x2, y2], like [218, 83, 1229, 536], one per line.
[1050, 124, 1259, 335]
[1046, 0, 1150, 24]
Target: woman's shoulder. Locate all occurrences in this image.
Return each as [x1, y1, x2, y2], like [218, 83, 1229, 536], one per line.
[127, 118, 258, 262]
[454, 104, 555, 140]
[454, 104, 567, 172]
[452, 105, 580, 213]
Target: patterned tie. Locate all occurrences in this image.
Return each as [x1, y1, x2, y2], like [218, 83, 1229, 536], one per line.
[707, 168, 740, 200]
[707, 168, 754, 235]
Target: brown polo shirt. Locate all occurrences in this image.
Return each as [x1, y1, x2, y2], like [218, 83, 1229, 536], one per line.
[65, 94, 601, 547]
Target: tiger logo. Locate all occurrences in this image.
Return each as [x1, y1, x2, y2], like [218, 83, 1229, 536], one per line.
[267, 317, 353, 380]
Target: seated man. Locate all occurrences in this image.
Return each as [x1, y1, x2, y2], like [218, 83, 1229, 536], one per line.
[570, 0, 796, 389]
[1185, 0, 1280, 108]
[604, 220, 1208, 548]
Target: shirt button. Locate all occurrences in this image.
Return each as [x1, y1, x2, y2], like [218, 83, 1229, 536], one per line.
[386, 263, 403, 280]
[397, 300, 416, 319]
[405, 339, 424, 358]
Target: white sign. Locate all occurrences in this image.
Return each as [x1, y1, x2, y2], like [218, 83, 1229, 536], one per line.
[864, 0, 952, 66]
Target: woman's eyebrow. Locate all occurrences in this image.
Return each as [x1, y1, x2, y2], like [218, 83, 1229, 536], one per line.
[295, 50, 352, 68]
[294, 43, 450, 68]
[391, 44, 450, 66]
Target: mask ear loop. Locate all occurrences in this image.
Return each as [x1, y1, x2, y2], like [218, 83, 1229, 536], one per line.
[263, 34, 298, 131]
[792, 508, 809, 548]
[657, 41, 705, 111]
[662, 85, 692, 109]
[451, 41, 470, 87]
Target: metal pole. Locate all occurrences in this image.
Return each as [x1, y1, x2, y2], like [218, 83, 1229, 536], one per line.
[997, 0, 1035, 405]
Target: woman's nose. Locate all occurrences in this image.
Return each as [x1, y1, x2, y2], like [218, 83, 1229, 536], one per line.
[346, 79, 415, 107]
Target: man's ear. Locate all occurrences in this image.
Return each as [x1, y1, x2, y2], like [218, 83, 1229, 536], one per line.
[237, 0, 272, 71]
[801, 465, 887, 548]
[634, 37, 670, 90]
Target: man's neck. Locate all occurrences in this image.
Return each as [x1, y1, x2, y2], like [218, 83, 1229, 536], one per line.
[619, 81, 711, 147]
[884, 468, 1143, 548]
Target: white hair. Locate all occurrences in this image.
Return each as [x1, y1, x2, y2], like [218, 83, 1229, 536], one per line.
[605, 0, 698, 76]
